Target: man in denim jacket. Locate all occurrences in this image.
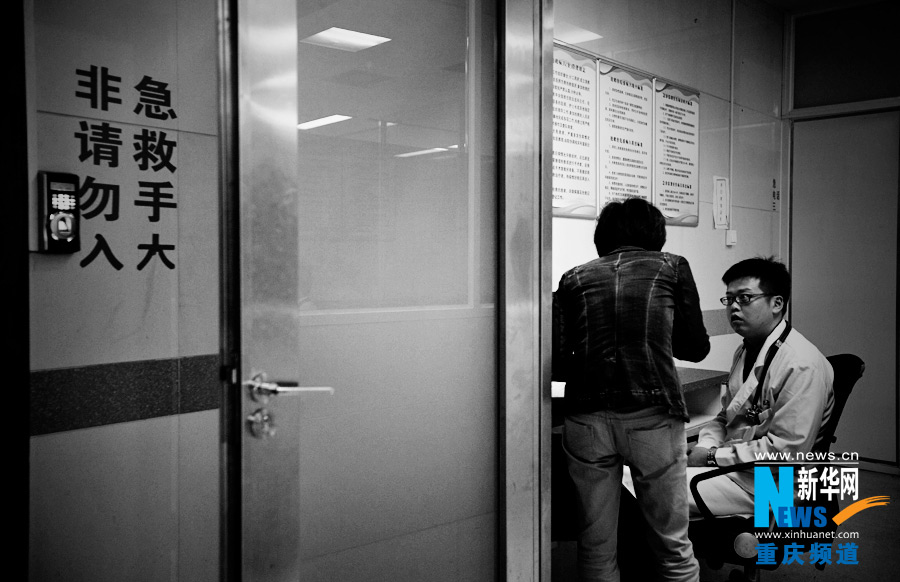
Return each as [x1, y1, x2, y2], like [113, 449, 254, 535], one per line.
[554, 197, 710, 582]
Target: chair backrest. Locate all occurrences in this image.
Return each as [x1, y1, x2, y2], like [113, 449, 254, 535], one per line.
[814, 353, 865, 453]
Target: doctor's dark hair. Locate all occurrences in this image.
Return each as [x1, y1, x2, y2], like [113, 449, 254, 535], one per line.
[722, 256, 792, 304]
[593, 197, 667, 256]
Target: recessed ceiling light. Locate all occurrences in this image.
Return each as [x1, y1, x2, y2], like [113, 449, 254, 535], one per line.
[555, 22, 603, 44]
[300, 27, 391, 52]
[297, 114, 352, 130]
[395, 147, 448, 158]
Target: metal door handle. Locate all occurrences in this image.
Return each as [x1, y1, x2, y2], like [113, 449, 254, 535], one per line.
[243, 372, 334, 402]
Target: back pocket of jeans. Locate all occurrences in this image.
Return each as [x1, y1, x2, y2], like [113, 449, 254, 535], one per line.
[626, 421, 683, 476]
[563, 418, 595, 462]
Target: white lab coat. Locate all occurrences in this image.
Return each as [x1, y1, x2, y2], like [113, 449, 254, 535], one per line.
[696, 319, 834, 494]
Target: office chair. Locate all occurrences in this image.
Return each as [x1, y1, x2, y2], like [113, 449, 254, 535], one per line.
[687, 353, 865, 582]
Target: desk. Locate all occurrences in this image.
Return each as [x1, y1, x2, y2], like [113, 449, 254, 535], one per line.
[551, 367, 728, 436]
[550, 368, 728, 541]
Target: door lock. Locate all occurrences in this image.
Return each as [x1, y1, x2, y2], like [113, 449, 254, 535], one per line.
[247, 408, 277, 439]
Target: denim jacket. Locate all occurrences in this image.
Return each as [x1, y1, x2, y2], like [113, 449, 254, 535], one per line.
[553, 247, 710, 421]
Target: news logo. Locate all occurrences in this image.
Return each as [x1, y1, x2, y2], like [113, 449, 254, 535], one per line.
[755, 465, 857, 527]
[753, 462, 890, 567]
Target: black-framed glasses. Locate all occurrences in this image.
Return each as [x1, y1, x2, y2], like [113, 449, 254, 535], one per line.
[719, 293, 770, 306]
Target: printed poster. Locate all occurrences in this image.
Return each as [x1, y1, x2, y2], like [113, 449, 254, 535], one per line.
[552, 47, 598, 217]
[598, 64, 654, 208]
[654, 82, 700, 225]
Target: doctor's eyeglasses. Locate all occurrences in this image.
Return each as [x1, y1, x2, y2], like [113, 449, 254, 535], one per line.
[719, 293, 770, 306]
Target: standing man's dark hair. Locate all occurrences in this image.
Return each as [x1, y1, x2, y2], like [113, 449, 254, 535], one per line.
[594, 197, 667, 255]
[554, 198, 708, 582]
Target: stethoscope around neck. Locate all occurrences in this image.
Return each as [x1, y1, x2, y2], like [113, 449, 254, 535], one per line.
[731, 320, 792, 425]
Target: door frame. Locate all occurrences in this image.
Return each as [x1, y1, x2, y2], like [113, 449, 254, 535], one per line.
[216, 0, 554, 579]
[216, 0, 241, 579]
[499, 0, 554, 580]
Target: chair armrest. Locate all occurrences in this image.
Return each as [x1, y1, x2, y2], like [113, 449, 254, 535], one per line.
[689, 461, 757, 521]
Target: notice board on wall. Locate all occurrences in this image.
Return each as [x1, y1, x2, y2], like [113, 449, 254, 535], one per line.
[598, 63, 654, 206]
[551, 48, 598, 217]
[552, 43, 700, 226]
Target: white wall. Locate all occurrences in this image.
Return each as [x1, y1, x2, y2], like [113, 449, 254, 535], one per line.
[27, 0, 220, 579]
[29, 411, 218, 582]
[552, 0, 786, 371]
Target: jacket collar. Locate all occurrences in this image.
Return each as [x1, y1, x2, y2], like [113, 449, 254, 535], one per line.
[604, 245, 648, 256]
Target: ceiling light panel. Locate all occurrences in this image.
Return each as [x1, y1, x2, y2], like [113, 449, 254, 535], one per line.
[300, 27, 391, 52]
[395, 147, 448, 158]
[297, 114, 352, 130]
[555, 22, 603, 44]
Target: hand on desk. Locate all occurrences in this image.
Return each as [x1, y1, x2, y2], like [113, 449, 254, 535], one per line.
[686, 445, 710, 467]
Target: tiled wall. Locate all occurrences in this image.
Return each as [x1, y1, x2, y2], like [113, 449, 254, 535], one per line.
[27, 0, 220, 579]
[552, 0, 786, 372]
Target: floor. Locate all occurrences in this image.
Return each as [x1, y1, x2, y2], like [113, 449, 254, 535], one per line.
[551, 468, 900, 581]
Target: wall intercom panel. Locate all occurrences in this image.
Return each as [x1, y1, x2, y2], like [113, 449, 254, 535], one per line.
[37, 171, 80, 254]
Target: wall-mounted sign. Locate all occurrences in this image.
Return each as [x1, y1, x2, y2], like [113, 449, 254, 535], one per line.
[552, 43, 700, 226]
[598, 64, 653, 207]
[654, 83, 700, 225]
[552, 47, 598, 218]
[61, 65, 180, 271]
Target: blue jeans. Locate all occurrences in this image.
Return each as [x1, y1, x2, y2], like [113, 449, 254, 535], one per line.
[563, 406, 699, 582]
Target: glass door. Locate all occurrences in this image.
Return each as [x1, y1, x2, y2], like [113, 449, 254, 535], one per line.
[236, 0, 499, 579]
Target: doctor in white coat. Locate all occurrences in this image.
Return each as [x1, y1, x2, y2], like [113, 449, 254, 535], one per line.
[686, 257, 834, 518]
